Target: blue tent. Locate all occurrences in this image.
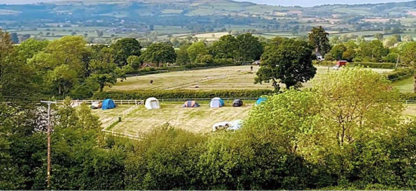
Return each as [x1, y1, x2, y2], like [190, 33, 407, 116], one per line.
[256, 97, 267, 105]
[210, 97, 225, 108]
[102, 99, 116, 110]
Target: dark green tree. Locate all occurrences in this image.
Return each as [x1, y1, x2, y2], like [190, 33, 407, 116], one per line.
[140, 43, 176, 67]
[236, 33, 263, 62]
[308, 26, 331, 56]
[176, 43, 191, 65]
[111, 38, 142, 67]
[255, 38, 316, 91]
[210, 34, 238, 60]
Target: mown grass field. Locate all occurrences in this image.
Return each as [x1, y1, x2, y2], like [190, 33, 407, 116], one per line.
[100, 101, 254, 135]
[107, 66, 393, 92]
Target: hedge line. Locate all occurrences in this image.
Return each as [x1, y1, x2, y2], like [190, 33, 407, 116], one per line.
[386, 68, 414, 82]
[93, 89, 274, 100]
[350, 62, 396, 69]
[313, 61, 396, 69]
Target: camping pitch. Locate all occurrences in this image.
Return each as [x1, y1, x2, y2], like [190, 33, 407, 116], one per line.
[256, 97, 267, 106]
[145, 97, 160, 110]
[183, 101, 200, 108]
[102, 99, 116, 110]
[210, 97, 225, 108]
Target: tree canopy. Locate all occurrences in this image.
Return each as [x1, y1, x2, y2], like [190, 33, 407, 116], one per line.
[255, 38, 316, 91]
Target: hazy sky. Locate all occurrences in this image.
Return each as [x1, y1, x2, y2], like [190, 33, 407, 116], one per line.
[0, 0, 411, 6]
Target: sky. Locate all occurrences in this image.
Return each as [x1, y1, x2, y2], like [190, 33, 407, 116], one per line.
[0, 0, 411, 6]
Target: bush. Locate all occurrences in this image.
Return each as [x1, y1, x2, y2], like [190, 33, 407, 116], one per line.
[386, 68, 413, 82]
[125, 126, 207, 190]
[350, 62, 396, 69]
[313, 60, 335, 66]
[92, 89, 274, 100]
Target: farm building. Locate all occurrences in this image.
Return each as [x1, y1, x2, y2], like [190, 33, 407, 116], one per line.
[336, 60, 348, 67]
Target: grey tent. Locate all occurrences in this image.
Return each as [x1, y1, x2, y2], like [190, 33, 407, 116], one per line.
[233, 99, 243, 107]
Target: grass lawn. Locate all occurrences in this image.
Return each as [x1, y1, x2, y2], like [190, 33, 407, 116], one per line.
[392, 77, 413, 93]
[105, 101, 253, 135]
[107, 66, 393, 92]
[91, 105, 133, 128]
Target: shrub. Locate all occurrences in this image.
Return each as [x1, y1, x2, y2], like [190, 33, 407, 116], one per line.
[386, 68, 413, 82]
[124, 126, 207, 190]
[350, 62, 396, 69]
[92, 89, 274, 100]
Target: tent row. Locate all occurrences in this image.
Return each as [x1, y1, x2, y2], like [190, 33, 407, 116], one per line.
[89, 97, 268, 110]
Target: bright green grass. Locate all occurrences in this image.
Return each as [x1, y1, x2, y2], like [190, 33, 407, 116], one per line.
[392, 77, 414, 93]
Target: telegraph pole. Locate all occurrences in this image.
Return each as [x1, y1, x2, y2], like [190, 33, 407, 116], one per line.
[41, 100, 56, 189]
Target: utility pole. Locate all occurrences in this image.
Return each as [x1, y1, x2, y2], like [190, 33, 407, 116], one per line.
[41, 100, 56, 189]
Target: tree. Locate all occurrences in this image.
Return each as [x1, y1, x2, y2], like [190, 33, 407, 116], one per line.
[400, 42, 416, 92]
[176, 43, 191, 65]
[127, 55, 141, 70]
[374, 33, 384, 41]
[187, 41, 208, 64]
[235, 33, 263, 62]
[16, 38, 49, 61]
[210, 35, 238, 60]
[89, 47, 119, 92]
[384, 36, 398, 48]
[95, 30, 104, 38]
[308, 26, 331, 56]
[330, 44, 347, 60]
[47, 65, 78, 96]
[140, 43, 176, 67]
[255, 38, 316, 91]
[111, 38, 142, 66]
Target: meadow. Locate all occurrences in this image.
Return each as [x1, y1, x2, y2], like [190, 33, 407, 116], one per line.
[107, 65, 393, 91]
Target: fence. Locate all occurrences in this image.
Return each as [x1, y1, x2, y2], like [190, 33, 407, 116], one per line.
[56, 100, 144, 105]
[102, 129, 142, 140]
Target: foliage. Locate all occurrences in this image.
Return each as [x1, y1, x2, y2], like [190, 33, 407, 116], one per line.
[386, 68, 414, 82]
[308, 26, 331, 56]
[400, 42, 416, 92]
[111, 38, 142, 66]
[187, 41, 208, 64]
[139, 42, 176, 67]
[92, 89, 274, 100]
[127, 55, 141, 70]
[235, 33, 263, 62]
[255, 38, 316, 90]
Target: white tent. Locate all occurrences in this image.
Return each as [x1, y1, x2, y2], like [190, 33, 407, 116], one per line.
[210, 97, 224, 108]
[145, 97, 160, 110]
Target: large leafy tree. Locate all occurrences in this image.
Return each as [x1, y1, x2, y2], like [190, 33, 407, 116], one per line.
[330, 44, 347, 61]
[140, 42, 176, 67]
[308, 26, 331, 56]
[175, 43, 191, 65]
[89, 47, 119, 92]
[255, 38, 316, 91]
[400, 42, 416, 92]
[111, 38, 142, 67]
[210, 34, 238, 60]
[235, 33, 263, 62]
[187, 41, 208, 64]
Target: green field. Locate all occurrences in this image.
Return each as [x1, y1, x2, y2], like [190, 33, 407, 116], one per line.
[96, 101, 253, 135]
[107, 66, 394, 92]
[392, 77, 414, 93]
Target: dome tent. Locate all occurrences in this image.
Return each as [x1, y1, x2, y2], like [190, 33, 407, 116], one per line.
[102, 99, 116, 110]
[183, 100, 200, 108]
[210, 97, 225, 108]
[232, 99, 243, 107]
[256, 97, 267, 106]
[145, 97, 160, 110]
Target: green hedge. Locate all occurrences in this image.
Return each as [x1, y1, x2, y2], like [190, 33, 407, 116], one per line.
[350, 62, 396, 69]
[386, 68, 414, 82]
[93, 89, 274, 100]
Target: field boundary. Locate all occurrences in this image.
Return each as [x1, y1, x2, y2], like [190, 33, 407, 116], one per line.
[56, 100, 144, 105]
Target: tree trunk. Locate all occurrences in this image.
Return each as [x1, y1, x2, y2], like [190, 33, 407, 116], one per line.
[414, 74, 416, 93]
[100, 84, 105, 92]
